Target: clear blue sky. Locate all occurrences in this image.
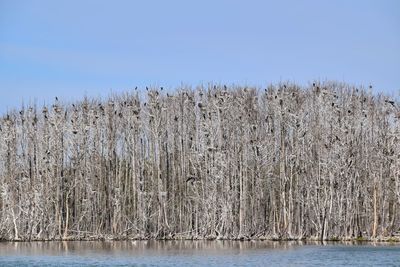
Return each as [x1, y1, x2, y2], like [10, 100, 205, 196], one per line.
[0, 0, 399, 113]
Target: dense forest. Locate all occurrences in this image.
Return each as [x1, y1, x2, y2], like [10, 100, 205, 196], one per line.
[0, 82, 399, 241]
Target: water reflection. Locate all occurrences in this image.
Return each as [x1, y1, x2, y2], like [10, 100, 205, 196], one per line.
[0, 240, 297, 255]
[0, 240, 397, 256]
[0, 241, 399, 267]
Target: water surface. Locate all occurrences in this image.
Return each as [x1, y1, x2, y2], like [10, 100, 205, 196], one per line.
[0, 240, 399, 266]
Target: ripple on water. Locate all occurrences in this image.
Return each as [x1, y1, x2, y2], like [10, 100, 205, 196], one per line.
[0, 241, 399, 266]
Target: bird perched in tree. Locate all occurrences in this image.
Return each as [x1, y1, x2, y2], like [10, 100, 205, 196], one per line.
[186, 175, 199, 184]
[385, 99, 395, 107]
[55, 97, 58, 101]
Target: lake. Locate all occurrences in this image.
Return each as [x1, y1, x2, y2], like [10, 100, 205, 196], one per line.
[0, 240, 399, 266]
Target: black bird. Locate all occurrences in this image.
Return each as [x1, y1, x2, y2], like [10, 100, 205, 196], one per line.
[186, 176, 198, 183]
[135, 86, 138, 90]
[385, 99, 395, 107]
[146, 86, 149, 91]
[160, 87, 163, 91]
[313, 83, 316, 87]
[55, 96, 58, 101]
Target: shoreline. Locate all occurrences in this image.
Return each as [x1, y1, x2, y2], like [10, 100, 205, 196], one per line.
[1, 236, 399, 243]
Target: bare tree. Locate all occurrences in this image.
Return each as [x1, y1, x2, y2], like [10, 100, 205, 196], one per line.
[0, 82, 399, 241]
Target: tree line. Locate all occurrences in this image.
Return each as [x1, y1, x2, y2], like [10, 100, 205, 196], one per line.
[0, 82, 399, 241]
